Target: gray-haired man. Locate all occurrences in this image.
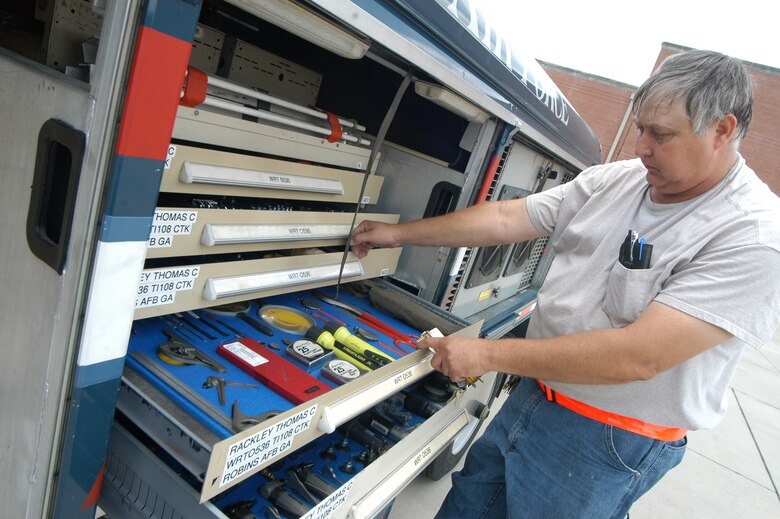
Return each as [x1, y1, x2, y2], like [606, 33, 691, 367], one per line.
[352, 50, 780, 517]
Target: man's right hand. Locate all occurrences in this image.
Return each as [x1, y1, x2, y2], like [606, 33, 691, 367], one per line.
[350, 220, 401, 258]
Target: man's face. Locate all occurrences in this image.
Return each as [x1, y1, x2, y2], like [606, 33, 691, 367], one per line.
[633, 97, 725, 203]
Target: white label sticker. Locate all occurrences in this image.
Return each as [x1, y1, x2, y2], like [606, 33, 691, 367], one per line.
[222, 341, 268, 367]
[164, 144, 177, 170]
[135, 266, 200, 308]
[148, 210, 198, 248]
[300, 480, 355, 519]
[221, 405, 318, 487]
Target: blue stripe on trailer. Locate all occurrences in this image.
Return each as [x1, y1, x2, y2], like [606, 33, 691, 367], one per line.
[74, 357, 126, 388]
[51, 374, 122, 519]
[104, 155, 164, 218]
[100, 214, 153, 242]
[142, 0, 204, 43]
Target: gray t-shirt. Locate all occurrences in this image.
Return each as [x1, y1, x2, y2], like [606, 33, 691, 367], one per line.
[526, 156, 780, 430]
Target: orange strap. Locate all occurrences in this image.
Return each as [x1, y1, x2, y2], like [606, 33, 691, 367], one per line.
[322, 110, 343, 143]
[180, 66, 208, 108]
[537, 379, 686, 442]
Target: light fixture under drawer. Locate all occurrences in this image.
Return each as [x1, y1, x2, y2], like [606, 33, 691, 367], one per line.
[201, 222, 352, 246]
[202, 261, 363, 300]
[180, 161, 344, 194]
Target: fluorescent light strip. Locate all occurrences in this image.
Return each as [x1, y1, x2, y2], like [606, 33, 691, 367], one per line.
[201, 223, 352, 246]
[414, 80, 489, 123]
[226, 0, 369, 59]
[202, 261, 363, 300]
[180, 162, 344, 194]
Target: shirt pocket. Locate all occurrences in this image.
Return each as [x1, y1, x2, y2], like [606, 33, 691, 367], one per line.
[602, 261, 659, 327]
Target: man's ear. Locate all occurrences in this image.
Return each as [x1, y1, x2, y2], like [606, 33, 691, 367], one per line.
[713, 114, 738, 148]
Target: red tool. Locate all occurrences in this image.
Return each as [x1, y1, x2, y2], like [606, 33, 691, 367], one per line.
[217, 337, 328, 404]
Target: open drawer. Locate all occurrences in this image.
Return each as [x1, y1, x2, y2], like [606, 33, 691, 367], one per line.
[111, 282, 493, 518]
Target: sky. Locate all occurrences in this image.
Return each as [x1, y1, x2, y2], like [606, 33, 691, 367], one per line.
[478, 0, 780, 86]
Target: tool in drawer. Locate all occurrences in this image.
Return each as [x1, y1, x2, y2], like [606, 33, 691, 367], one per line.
[231, 401, 281, 432]
[187, 310, 229, 337]
[217, 337, 328, 404]
[322, 321, 395, 364]
[237, 310, 275, 336]
[285, 339, 333, 370]
[202, 376, 258, 406]
[305, 326, 381, 371]
[312, 290, 417, 352]
[175, 312, 217, 340]
[157, 329, 227, 373]
[260, 481, 310, 518]
[128, 352, 235, 433]
[258, 305, 315, 334]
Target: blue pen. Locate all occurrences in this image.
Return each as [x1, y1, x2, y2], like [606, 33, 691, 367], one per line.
[638, 238, 646, 261]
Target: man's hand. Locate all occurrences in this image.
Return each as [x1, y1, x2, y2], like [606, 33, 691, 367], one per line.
[350, 220, 401, 258]
[418, 335, 490, 382]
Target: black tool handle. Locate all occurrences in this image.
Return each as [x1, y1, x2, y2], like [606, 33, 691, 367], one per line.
[237, 312, 274, 336]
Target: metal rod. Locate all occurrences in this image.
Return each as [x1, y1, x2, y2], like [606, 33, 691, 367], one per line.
[201, 96, 371, 146]
[206, 74, 366, 131]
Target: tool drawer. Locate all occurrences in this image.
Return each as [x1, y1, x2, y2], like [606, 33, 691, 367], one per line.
[161, 144, 384, 205]
[111, 281, 494, 518]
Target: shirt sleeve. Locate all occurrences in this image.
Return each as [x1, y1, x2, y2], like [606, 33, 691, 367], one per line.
[526, 163, 608, 235]
[655, 243, 780, 349]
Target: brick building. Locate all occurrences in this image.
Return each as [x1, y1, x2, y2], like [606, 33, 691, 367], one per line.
[542, 42, 780, 194]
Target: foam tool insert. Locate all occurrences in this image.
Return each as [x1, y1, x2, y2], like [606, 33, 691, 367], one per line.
[217, 337, 329, 404]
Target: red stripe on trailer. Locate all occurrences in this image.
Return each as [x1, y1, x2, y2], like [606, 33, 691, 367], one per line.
[80, 460, 106, 510]
[475, 154, 501, 204]
[116, 26, 192, 160]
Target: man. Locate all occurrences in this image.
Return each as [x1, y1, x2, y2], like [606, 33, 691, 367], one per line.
[351, 50, 780, 518]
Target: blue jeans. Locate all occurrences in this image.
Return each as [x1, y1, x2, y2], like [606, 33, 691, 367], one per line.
[435, 377, 687, 518]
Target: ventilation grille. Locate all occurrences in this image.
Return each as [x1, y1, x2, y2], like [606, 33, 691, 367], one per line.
[442, 142, 512, 310]
[517, 237, 548, 288]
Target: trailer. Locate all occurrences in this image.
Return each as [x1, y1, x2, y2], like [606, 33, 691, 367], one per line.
[0, 1, 601, 518]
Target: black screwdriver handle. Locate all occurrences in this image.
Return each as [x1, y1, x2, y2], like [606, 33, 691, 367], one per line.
[237, 312, 274, 336]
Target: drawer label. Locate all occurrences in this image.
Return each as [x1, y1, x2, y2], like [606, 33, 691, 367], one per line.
[222, 341, 268, 367]
[301, 480, 355, 519]
[164, 144, 176, 170]
[135, 266, 200, 308]
[220, 404, 318, 487]
[148, 210, 198, 248]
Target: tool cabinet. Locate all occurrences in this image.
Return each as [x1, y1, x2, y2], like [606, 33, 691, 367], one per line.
[0, 1, 601, 518]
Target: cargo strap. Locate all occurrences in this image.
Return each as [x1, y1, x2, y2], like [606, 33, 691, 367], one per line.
[180, 66, 208, 108]
[536, 379, 687, 442]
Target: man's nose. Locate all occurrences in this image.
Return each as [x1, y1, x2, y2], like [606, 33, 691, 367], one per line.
[635, 132, 653, 157]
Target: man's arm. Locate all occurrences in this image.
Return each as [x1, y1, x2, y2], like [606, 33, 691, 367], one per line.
[423, 301, 732, 384]
[350, 198, 544, 258]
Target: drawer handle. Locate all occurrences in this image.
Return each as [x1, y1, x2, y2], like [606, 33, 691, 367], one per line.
[180, 161, 344, 194]
[203, 261, 363, 300]
[201, 223, 352, 246]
